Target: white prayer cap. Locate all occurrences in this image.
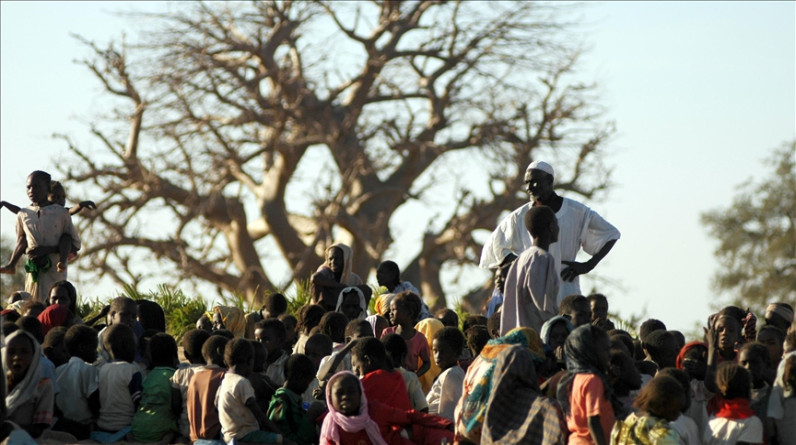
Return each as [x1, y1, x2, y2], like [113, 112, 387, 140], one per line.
[526, 160, 554, 177]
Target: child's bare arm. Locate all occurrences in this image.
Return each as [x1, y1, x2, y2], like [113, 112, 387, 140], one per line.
[0, 200, 20, 214]
[0, 230, 27, 273]
[416, 356, 431, 378]
[245, 397, 283, 435]
[69, 200, 96, 215]
[704, 326, 719, 394]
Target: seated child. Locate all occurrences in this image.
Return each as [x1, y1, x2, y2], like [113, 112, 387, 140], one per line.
[352, 338, 454, 445]
[294, 304, 326, 354]
[611, 374, 684, 445]
[217, 338, 284, 444]
[4, 330, 54, 439]
[319, 311, 348, 350]
[318, 319, 373, 380]
[303, 333, 333, 404]
[249, 340, 280, 413]
[131, 332, 180, 443]
[436, 308, 458, 328]
[280, 313, 299, 353]
[187, 335, 230, 442]
[94, 324, 142, 441]
[268, 354, 326, 444]
[426, 327, 466, 421]
[170, 328, 211, 439]
[320, 371, 386, 445]
[256, 318, 290, 386]
[467, 325, 491, 358]
[382, 333, 429, 412]
[42, 326, 69, 367]
[380, 291, 431, 377]
[704, 362, 763, 445]
[54, 325, 100, 440]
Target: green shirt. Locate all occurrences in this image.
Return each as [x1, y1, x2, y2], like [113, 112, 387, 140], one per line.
[267, 387, 316, 444]
[131, 366, 177, 443]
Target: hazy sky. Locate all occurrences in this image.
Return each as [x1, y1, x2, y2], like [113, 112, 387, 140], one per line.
[2, 1, 794, 335]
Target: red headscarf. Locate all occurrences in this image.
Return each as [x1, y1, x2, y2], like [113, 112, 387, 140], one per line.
[676, 341, 707, 369]
[38, 304, 69, 335]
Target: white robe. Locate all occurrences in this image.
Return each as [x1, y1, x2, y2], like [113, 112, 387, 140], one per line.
[479, 198, 620, 303]
[499, 246, 559, 336]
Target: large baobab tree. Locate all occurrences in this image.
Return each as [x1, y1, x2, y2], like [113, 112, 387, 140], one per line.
[59, 1, 614, 310]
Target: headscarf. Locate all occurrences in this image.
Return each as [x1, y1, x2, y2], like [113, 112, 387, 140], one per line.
[365, 315, 380, 336]
[335, 287, 367, 320]
[7, 291, 32, 306]
[325, 243, 360, 286]
[482, 345, 551, 443]
[675, 341, 707, 369]
[3, 330, 43, 415]
[461, 327, 541, 435]
[540, 315, 574, 350]
[415, 317, 444, 393]
[766, 303, 794, 324]
[556, 324, 612, 415]
[37, 304, 69, 335]
[211, 306, 246, 338]
[320, 371, 386, 445]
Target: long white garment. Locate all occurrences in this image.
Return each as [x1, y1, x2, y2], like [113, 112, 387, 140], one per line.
[479, 198, 620, 303]
[426, 366, 465, 421]
[16, 205, 81, 300]
[499, 246, 559, 336]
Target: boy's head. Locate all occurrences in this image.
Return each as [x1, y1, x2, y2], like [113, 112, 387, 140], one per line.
[643, 330, 679, 369]
[714, 314, 741, 353]
[435, 309, 458, 329]
[765, 302, 794, 332]
[255, 318, 286, 356]
[279, 314, 298, 348]
[757, 325, 785, 365]
[136, 300, 166, 333]
[390, 291, 422, 326]
[319, 311, 348, 344]
[297, 304, 326, 334]
[739, 341, 769, 386]
[202, 334, 230, 367]
[108, 297, 138, 328]
[352, 337, 389, 377]
[523, 204, 558, 243]
[559, 294, 590, 327]
[285, 353, 316, 394]
[633, 375, 685, 422]
[487, 312, 501, 339]
[639, 319, 666, 343]
[345, 319, 373, 342]
[587, 294, 609, 322]
[381, 333, 408, 369]
[262, 293, 288, 319]
[42, 326, 69, 367]
[65, 324, 99, 363]
[304, 333, 333, 369]
[104, 323, 137, 363]
[609, 350, 642, 395]
[250, 340, 267, 373]
[609, 331, 634, 356]
[225, 337, 254, 376]
[16, 315, 44, 344]
[148, 332, 178, 368]
[716, 362, 752, 400]
[467, 325, 490, 357]
[182, 328, 212, 365]
[433, 327, 465, 371]
[462, 315, 487, 335]
[376, 260, 400, 289]
[493, 253, 517, 294]
[657, 367, 692, 412]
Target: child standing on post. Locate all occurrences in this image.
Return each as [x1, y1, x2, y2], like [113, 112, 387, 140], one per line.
[499, 205, 560, 335]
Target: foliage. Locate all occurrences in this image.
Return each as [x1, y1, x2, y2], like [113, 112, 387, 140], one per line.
[121, 283, 208, 340]
[701, 142, 796, 316]
[59, 1, 615, 310]
[454, 300, 472, 333]
[0, 234, 26, 297]
[285, 279, 313, 316]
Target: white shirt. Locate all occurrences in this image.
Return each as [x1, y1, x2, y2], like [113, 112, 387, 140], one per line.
[704, 415, 764, 445]
[55, 356, 99, 424]
[479, 198, 620, 302]
[670, 414, 701, 445]
[217, 372, 259, 443]
[499, 246, 559, 335]
[426, 366, 465, 421]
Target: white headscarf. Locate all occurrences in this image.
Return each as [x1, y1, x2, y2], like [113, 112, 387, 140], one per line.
[3, 330, 43, 415]
[335, 287, 368, 320]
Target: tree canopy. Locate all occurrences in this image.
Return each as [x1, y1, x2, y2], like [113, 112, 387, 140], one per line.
[701, 141, 796, 314]
[58, 1, 614, 309]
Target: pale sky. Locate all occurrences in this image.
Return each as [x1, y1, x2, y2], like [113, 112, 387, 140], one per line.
[2, 1, 794, 335]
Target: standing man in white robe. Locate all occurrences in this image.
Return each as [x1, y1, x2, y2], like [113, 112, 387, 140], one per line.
[479, 161, 619, 304]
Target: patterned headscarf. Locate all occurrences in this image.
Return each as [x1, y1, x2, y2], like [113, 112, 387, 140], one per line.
[320, 371, 386, 445]
[461, 327, 542, 435]
[556, 325, 612, 415]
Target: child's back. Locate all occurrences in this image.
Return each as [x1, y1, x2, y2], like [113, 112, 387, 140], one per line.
[705, 363, 764, 445]
[131, 365, 177, 442]
[187, 365, 226, 442]
[97, 360, 142, 432]
[217, 371, 261, 443]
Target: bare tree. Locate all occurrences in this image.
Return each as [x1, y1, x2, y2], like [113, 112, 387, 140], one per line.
[59, 1, 614, 310]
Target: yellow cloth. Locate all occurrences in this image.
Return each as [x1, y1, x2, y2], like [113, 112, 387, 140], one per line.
[415, 317, 444, 394]
[212, 306, 246, 338]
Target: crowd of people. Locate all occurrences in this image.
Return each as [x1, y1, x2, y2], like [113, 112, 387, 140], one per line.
[0, 167, 794, 445]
